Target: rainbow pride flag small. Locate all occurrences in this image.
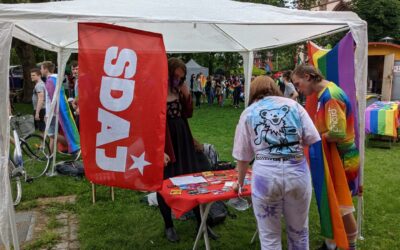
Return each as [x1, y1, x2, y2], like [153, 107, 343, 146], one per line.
[48, 75, 80, 153]
[365, 101, 400, 137]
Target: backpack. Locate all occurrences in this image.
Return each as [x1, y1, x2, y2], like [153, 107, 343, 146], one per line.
[212, 161, 235, 171]
[55, 161, 85, 177]
[207, 201, 228, 227]
[203, 144, 219, 168]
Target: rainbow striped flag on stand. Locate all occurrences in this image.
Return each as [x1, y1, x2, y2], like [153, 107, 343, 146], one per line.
[306, 32, 360, 249]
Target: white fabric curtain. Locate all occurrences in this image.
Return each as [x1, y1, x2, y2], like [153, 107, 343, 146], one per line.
[0, 22, 19, 250]
[348, 21, 368, 239]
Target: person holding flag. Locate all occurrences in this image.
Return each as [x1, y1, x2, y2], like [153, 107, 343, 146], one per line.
[291, 64, 359, 250]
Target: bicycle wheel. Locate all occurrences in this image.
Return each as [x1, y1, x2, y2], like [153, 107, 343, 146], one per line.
[21, 134, 50, 161]
[8, 160, 22, 206]
[21, 135, 51, 179]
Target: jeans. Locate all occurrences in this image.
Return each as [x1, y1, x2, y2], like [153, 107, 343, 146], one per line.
[208, 90, 215, 104]
[252, 158, 312, 250]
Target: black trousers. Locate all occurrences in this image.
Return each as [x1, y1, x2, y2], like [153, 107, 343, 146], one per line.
[157, 192, 202, 229]
[33, 108, 46, 132]
[233, 88, 241, 106]
[194, 91, 202, 107]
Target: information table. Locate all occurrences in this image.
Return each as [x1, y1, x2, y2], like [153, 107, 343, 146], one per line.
[159, 169, 252, 250]
[365, 101, 400, 138]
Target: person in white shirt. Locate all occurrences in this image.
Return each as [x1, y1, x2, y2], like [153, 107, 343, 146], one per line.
[233, 76, 320, 250]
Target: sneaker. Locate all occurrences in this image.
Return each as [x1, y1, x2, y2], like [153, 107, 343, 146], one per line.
[317, 242, 337, 250]
[165, 227, 180, 243]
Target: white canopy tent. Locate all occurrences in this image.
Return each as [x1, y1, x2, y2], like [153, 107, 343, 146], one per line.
[0, 0, 367, 249]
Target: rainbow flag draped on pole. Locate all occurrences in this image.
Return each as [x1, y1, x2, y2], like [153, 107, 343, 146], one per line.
[307, 32, 359, 147]
[306, 32, 360, 249]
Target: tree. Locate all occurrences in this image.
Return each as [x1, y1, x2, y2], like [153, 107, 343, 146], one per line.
[5, 0, 51, 103]
[13, 39, 36, 103]
[237, 0, 286, 7]
[236, 0, 317, 9]
[352, 0, 400, 42]
[292, 0, 316, 10]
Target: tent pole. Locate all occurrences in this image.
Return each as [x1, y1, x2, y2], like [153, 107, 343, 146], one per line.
[240, 51, 254, 107]
[347, 21, 368, 241]
[48, 48, 72, 176]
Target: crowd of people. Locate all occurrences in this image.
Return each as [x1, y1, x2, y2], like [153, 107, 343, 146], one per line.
[189, 73, 245, 108]
[188, 69, 307, 110]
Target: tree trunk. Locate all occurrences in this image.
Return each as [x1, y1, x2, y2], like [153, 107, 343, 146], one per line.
[14, 39, 36, 103]
[208, 53, 215, 75]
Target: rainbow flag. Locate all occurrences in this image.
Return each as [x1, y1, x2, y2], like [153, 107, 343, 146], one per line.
[308, 140, 350, 249]
[48, 75, 80, 153]
[200, 75, 207, 88]
[306, 33, 361, 249]
[365, 101, 400, 137]
[308, 32, 360, 193]
[308, 32, 359, 147]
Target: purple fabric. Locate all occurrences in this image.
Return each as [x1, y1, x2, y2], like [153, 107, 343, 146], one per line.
[338, 32, 359, 148]
[45, 75, 56, 101]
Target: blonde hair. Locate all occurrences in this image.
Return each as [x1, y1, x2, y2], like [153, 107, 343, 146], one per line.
[41, 61, 55, 73]
[249, 76, 282, 105]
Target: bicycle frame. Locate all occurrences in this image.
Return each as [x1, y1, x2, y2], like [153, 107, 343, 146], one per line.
[11, 128, 27, 181]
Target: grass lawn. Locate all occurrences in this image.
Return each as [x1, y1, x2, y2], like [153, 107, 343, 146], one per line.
[11, 102, 400, 249]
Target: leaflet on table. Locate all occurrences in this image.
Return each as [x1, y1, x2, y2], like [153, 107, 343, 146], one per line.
[170, 176, 207, 186]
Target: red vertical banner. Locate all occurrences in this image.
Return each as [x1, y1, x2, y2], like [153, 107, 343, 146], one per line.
[78, 23, 168, 191]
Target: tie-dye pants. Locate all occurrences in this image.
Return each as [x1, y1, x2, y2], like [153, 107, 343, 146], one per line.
[252, 158, 312, 250]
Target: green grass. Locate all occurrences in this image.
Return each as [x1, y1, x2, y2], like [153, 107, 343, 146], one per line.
[24, 230, 60, 250]
[12, 102, 400, 249]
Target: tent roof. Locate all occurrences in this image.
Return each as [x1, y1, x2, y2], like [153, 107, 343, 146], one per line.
[186, 59, 207, 69]
[0, 0, 364, 53]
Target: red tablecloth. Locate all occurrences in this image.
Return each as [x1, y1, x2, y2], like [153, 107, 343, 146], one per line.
[160, 170, 252, 218]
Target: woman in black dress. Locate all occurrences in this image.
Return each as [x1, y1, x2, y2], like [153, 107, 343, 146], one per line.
[158, 58, 218, 243]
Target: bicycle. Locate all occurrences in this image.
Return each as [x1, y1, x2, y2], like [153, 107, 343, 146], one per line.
[10, 114, 51, 179]
[8, 125, 29, 206]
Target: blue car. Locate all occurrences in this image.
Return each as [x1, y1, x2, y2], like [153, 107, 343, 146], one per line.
[9, 65, 24, 89]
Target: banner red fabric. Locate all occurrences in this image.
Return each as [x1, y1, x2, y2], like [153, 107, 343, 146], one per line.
[78, 23, 168, 191]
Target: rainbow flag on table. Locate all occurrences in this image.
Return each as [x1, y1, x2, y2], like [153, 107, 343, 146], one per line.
[306, 32, 360, 249]
[365, 101, 400, 137]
